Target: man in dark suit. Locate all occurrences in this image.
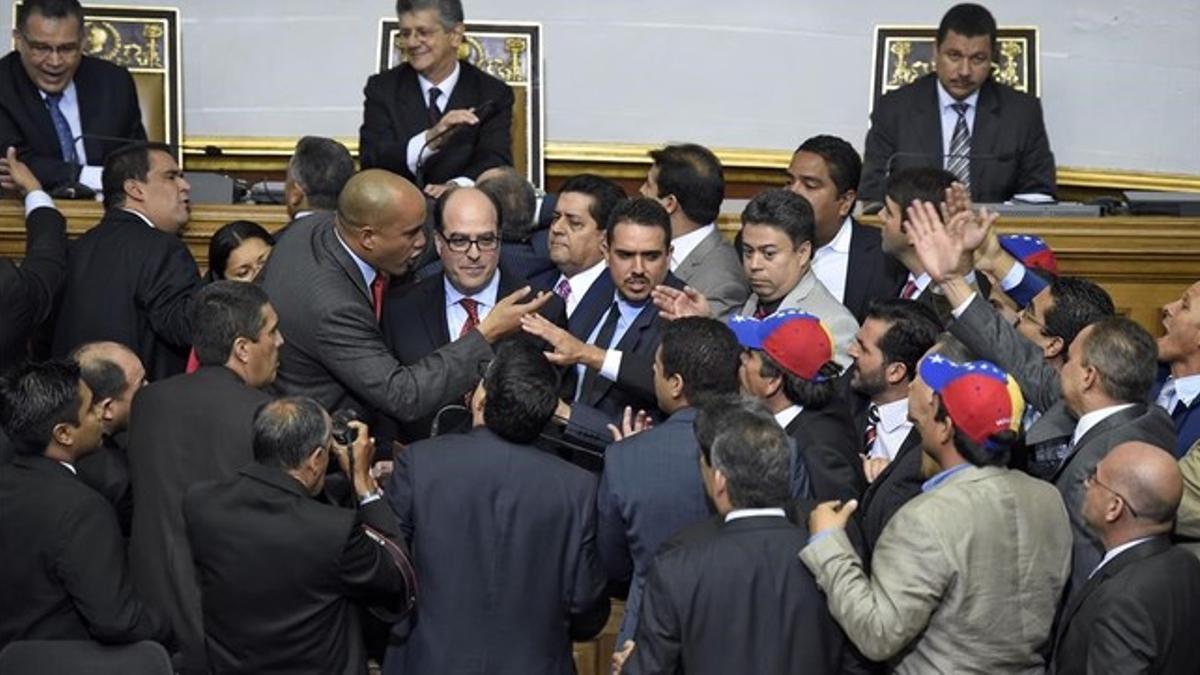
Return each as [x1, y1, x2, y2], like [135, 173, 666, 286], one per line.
[71, 341, 145, 537]
[383, 340, 609, 674]
[787, 135, 906, 322]
[258, 168, 547, 427]
[0, 360, 170, 650]
[186, 398, 414, 675]
[51, 142, 200, 381]
[0, 0, 146, 192]
[381, 186, 564, 441]
[595, 318, 740, 649]
[732, 310, 865, 502]
[478, 165, 557, 283]
[126, 281, 281, 674]
[360, 0, 513, 197]
[623, 403, 845, 674]
[845, 300, 941, 560]
[1053, 441, 1200, 673]
[859, 3, 1055, 204]
[0, 147, 65, 373]
[1153, 280, 1200, 457]
[639, 143, 748, 318]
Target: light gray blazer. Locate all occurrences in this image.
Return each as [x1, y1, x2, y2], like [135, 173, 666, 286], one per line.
[739, 269, 858, 369]
[673, 227, 748, 320]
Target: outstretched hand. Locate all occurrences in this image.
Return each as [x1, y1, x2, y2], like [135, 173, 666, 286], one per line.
[906, 200, 968, 284]
[607, 406, 653, 442]
[520, 312, 604, 369]
[651, 284, 713, 321]
[476, 287, 552, 343]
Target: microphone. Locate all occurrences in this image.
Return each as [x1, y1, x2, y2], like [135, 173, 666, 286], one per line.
[414, 98, 499, 188]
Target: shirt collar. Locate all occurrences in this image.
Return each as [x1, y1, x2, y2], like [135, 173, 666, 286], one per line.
[724, 507, 787, 523]
[921, 462, 971, 492]
[1171, 374, 1200, 407]
[333, 227, 377, 289]
[1072, 403, 1137, 447]
[444, 270, 500, 309]
[58, 460, 77, 475]
[670, 223, 714, 268]
[817, 217, 853, 256]
[561, 259, 607, 294]
[418, 61, 461, 99]
[120, 208, 158, 229]
[937, 80, 981, 111]
[38, 80, 78, 105]
[1091, 536, 1156, 578]
[774, 404, 803, 430]
[876, 397, 911, 433]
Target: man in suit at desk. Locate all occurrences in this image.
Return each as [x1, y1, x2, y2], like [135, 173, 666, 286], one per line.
[360, 0, 513, 198]
[859, 3, 1056, 204]
[639, 143, 748, 318]
[0, 0, 146, 192]
[1052, 440, 1200, 674]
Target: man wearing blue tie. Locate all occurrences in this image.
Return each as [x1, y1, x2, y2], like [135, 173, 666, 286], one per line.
[1154, 280, 1200, 457]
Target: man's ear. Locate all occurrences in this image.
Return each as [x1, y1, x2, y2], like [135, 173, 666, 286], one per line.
[51, 421, 74, 448]
[836, 189, 858, 219]
[796, 240, 813, 264]
[99, 397, 117, 423]
[123, 178, 145, 204]
[660, 194, 679, 217]
[284, 179, 305, 211]
[231, 335, 252, 364]
[763, 373, 784, 399]
[668, 372, 685, 401]
[1043, 335, 1065, 361]
[885, 362, 908, 387]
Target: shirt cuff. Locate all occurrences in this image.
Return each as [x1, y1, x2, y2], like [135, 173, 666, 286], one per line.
[359, 492, 383, 506]
[449, 176, 475, 188]
[599, 349, 623, 382]
[999, 261, 1027, 292]
[78, 166, 103, 191]
[805, 529, 837, 548]
[406, 131, 437, 176]
[951, 291, 978, 319]
[24, 190, 55, 216]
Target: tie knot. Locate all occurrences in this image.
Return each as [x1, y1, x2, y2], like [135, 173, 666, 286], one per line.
[867, 405, 881, 425]
[555, 278, 571, 301]
[44, 92, 63, 105]
[429, 87, 442, 105]
[951, 102, 969, 116]
[460, 297, 479, 315]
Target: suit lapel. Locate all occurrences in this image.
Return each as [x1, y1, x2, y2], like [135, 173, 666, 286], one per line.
[1056, 537, 1171, 644]
[862, 428, 921, 506]
[11, 57, 60, 157]
[317, 221, 373, 307]
[913, 75, 944, 165]
[569, 272, 614, 340]
[843, 220, 876, 311]
[584, 302, 655, 406]
[420, 276, 451, 347]
[397, 65, 428, 141]
[969, 81, 1003, 196]
[73, 59, 100, 161]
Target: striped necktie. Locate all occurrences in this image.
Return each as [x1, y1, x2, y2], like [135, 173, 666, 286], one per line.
[946, 102, 971, 188]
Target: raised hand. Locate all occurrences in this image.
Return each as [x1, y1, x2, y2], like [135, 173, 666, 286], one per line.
[906, 200, 967, 284]
[650, 284, 713, 321]
[520, 312, 604, 369]
[607, 406, 653, 442]
[476, 287, 552, 343]
[0, 147, 42, 197]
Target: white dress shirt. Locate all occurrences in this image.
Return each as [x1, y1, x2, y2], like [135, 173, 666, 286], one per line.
[405, 62, 472, 186]
[725, 507, 786, 522]
[670, 224, 714, 271]
[811, 216, 852, 304]
[774, 404, 804, 430]
[869, 397, 913, 462]
[557, 260, 607, 318]
[1157, 374, 1200, 414]
[1090, 536, 1155, 578]
[578, 293, 649, 398]
[444, 272, 499, 338]
[936, 81, 979, 166]
[1072, 403, 1137, 448]
[24, 190, 55, 216]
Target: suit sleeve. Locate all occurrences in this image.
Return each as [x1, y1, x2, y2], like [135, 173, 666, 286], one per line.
[596, 457, 634, 585]
[0, 206, 67, 329]
[1014, 99, 1057, 198]
[135, 237, 201, 349]
[568, 487, 611, 641]
[117, 68, 148, 143]
[334, 507, 411, 603]
[949, 293, 1061, 412]
[455, 80, 514, 181]
[56, 493, 173, 646]
[623, 558, 682, 675]
[358, 74, 411, 177]
[858, 104, 897, 203]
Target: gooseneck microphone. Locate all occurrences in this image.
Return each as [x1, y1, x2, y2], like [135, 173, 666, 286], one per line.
[414, 98, 499, 188]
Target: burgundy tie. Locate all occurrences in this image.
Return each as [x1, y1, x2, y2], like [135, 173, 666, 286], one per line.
[863, 405, 880, 455]
[555, 278, 572, 304]
[371, 272, 387, 321]
[900, 279, 919, 300]
[459, 298, 480, 338]
[753, 304, 770, 319]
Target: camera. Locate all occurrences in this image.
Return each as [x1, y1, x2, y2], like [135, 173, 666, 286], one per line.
[331, 409, 359, 447]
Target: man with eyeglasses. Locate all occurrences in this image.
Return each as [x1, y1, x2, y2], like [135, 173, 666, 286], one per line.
[381, 186, 564, 442]
[0, 0, 146, 192]
[1052, 441, 1200, 673]
[360, 0, 514, 200]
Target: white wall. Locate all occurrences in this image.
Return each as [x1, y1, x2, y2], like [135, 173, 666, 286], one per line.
[6, 0, 1199, 174]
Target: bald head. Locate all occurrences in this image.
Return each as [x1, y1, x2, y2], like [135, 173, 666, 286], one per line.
[1105, 441, 1183, 526]
[438, 187, 498, 232]
[70, 341, 145, 433]
[335, 169, 429, 276]
[436, 187, 501, 295]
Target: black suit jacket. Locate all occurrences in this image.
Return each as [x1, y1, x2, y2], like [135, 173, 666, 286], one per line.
[359, 60, 513, 186]
[51, 209, 201, 381]
[383, 427, 609, 675]
[185, 463, 412, 675]
[1052, 536, 1200, 674]
[0, 455, 170, 648]
[380, 268, 566, 442]
[74, 433, 132, 538]
[855, 427, 923, 564]
[0, 205, 66, 371]
[860, 73, 1056, 203]
[0, 52, 146, 190]
[626, 514, 844, 675]
[785, 405, 866, 502]
[126, 366, 271, 674]
[843, 219, 907, 323]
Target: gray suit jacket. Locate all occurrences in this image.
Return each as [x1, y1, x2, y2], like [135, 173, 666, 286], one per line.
[674, 228, 747, 320]
[257, 212, 492, 421]
[800, 465, 1071, 673]
[739, 270, 858, 369]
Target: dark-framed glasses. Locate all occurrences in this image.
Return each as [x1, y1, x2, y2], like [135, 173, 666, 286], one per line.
[439, 231, 500, 253]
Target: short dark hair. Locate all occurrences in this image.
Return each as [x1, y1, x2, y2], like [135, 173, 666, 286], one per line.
[884, 167, 956, 214]
[759, 356, 842, 409]
[740, 188, 815, 249]
[70, 345, 129, 401]
[0, 360, 83, 456]
[865, 299, 942, 382]
[206, 220, 275, 282]
[478, 167, 537, 241]
[396, 0, 463, 27]
[709, 411, 793, 509]
[694, 394, 774, 461]
[1043, 276, 1115, 351]
[659, 318, 741, 407]
[101, 142, 175, 209]
[16, 0, 83, 33]
[252, 397, 329, 470]
[796, 135, 863, 196]
[288, 136, 355, 211]
[482, 340, 558, 444]
[934, 396, 1016, 467]
[191, 281, 271, 366]
[648, 143, 725, 226]
[937, 3, 998, 51]
[559, 174, 627, 232]
[605, 197, 672, 248]
[1080, 317, 1158, 405]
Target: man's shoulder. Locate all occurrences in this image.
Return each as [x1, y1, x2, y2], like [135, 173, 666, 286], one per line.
[365, 62, 416, 92]
[76, 55, 136, 82]
[138, 367, 267, 406]
[458, 59, 513, 98]
[874, 73, 937, 114]
[980, 77, 1043, 112]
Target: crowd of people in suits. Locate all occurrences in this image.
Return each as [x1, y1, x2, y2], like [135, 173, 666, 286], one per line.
[2, 0, 1200, 673]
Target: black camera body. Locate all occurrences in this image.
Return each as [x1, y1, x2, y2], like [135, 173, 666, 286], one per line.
[331, 409, 359, 447]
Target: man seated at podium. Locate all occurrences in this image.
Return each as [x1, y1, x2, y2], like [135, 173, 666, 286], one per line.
[0, 0, 146, 193]
[360, 0, 514, 199]
[858, 3, 1055, 204]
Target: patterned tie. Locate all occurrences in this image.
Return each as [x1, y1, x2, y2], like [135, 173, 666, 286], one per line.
[578, 302, 621, 401]
[554, 277, 572, 304]
[946, 102, 971, 188]
[43, 93, 78, 164]
[863, 404, 880, 456]
[427, 87, 443, 126]
[459, 298, 480, 338]
[899, 279, 919, 300]
[371, 272, 387, 321]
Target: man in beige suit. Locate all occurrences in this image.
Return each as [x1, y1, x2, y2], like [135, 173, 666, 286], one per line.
[800, 353, 1071, 673]
[1177, 438, 1200, 558]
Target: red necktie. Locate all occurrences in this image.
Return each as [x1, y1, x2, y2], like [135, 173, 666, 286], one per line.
[863, 404, 880, 455]
[753, 304, 770, 319]
[371, 272, 387, 321]
[900, 279, 918, 300]
[459, 298, 480, 338]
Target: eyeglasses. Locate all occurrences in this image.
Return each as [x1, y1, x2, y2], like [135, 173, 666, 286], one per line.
[398, 26, 446, 42]
[1018, 304, 1046, 331]
[438, 231, 500, 253]
[1084, 466, 1140, 519]
[18, 33, 81, 59]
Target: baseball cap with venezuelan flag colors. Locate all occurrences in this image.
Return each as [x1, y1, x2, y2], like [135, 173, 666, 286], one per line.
[917, 354, 1025, 445]
[729, 310, 836, 381]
